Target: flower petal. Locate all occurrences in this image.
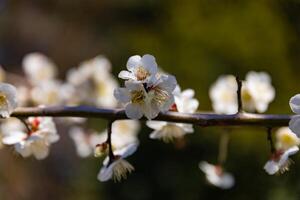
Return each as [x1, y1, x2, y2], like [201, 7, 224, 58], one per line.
[125, 104, 143, 119]
[290, 94, 300, 114]
[2, 131, 26, 145]
[118, 70, 135, 80]
[114, 88, 131, 103]
[126, 55, 141, 71]
[289, 115, 300, 136]
[141, 54, 158, 74]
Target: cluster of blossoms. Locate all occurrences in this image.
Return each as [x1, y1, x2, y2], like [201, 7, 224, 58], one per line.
[0, 52, 299, 189]
[210, 72, 275, 114]
[102, 54, 199, 181]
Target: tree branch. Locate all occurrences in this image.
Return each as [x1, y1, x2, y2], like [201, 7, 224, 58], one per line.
[10, 106, 293, 127]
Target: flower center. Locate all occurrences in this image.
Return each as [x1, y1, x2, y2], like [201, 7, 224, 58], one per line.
[169, 103, 178, 112]
[30, 118, 40, 133]
[135, 66, 150, 81]
[0, 92, 7, 107]
[242, 89, 253, 103]
[131, 90, 145, 104]
[153, 87, 169, 106]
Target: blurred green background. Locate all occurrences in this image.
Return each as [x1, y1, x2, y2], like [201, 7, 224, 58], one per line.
[1, 0, 300, 199]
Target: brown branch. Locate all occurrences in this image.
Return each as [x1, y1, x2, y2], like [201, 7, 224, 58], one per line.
[10, 106, 293, 127]
[236, 76, 243, 113]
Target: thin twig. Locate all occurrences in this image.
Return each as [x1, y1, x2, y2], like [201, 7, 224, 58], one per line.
[17, 117, 31, 133]
[10, 106, 292, 127]
[106, 120, 115, 165]
[218, 130, 230, 165]
[236, 76, 243, 113]
[267, 127, 275, 154]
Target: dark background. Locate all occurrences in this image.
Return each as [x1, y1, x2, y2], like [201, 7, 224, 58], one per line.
[0, 0, 300, 199]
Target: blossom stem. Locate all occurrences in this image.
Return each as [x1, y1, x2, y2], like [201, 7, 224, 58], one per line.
[10, 106, 292, 127]
[218, 130, 230, 165]
[106, 120, 115, 165]
[17, 117, 31, 133]
[236, 76, 243, 113]
[267, 127, 275, 154]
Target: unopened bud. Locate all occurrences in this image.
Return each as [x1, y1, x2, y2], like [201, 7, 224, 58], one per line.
[94, 143, 108, 157]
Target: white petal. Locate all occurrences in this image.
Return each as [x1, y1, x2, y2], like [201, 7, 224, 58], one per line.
[98, 163, 115, 182]
[264, 160, 278, 175]
[125, 104, 143, 119]
[289, 116, 300, 137]
[140, 54, 158, 74]
[181, 89, 195, 99]
[146, 121, 167, 130]
[115, 142, 139, 158]
[32, 142, 50, 160]
[2, 131, 26, 145]
[290, 94, 300, 114]
[114, 88, 131, 103]
[118, 70, 135, 80]
[219, 173, 235, 189]
[126, 55, 141, 71]
[15, 142, 32, 157]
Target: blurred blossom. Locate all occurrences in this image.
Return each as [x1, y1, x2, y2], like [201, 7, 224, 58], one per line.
[31, 80, 63, 106]
[209, 75, 238, 114]
[16, 86, 31, 107]
[275, 127, 300, 151]
[209, 72, 275, 114]
[66, 55, 118, 107]
[0, 118, 24, 149]
[69, 126, 99, 158]
[0, 83, 18, 118]
[147, 86, 199, 142]
[242, 71, 275, 113]
[289, 94, 300, 136]
[199, 161, 235, 189]
[69, 120, 140, 158]
[22, 53, 57, 85]
[98, 142, 138, 182]
[264, 127, 300, 175]
[2, 117, 59, 160]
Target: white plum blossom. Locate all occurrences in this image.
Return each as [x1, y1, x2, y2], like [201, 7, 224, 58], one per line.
[98, 142, 138, 182]
[69, 120, 140, 158]
[199, 161, 234, 189]
[94, 76, 119, 108]
[289, 94, 300, 136]
[16, 86, 30, 107]
[31, 80, 63, 106]
[0, 83, 18, 118]
[209, 72, 275, 114]
[209, 75, 238, 114]
[69, 127, 99, 158]
[2, 117, 59, 160]
[0, 118, 24, 149]
[66, 55, 118, 107]
[264, 146, 299, 175]
[114, 75, 177, 119]
[242, 71, 275, 113]
[118, 54, 158, 83]
[22, 53, 57, 85]
[275, 127, 300, 151]
[147, 86, 199, 142]
[264, 127, 300, 175]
